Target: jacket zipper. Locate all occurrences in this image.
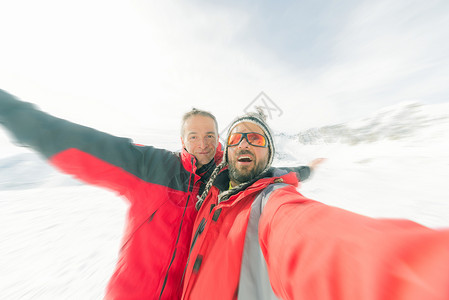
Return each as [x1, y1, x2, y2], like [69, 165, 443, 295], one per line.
[119, 209, 158, 252]
[159, 158, 195, 299]
[178, 215, 206, 290]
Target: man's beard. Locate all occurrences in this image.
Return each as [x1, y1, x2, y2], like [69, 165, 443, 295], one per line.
[228, 150, 267, 185]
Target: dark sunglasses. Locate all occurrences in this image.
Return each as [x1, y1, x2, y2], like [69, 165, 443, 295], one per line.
[227, 132, 268, 148]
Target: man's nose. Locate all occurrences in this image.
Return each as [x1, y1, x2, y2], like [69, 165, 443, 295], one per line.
[199, 137, 208, 148]
[237, 136, 250, 148]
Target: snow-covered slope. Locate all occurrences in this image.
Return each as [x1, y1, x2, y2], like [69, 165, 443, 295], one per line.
[274, 101, 449, 227]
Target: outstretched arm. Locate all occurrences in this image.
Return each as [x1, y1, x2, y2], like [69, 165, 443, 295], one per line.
[0, 89, 179, 196]
[259, 186, 449, 300]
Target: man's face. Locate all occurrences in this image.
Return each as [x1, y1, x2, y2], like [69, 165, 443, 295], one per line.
[227, 122, 269, 186]
[181, 115, 218, 168]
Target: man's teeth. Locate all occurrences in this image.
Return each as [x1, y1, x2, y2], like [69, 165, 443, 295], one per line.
[238, 156, 252, 162]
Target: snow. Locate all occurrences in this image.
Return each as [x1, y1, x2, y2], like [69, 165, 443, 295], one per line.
[1, 101, 449, 299]
[0, 187, 124, 300]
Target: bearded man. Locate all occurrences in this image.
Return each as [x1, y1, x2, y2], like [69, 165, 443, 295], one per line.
[182, 110, 449, 300]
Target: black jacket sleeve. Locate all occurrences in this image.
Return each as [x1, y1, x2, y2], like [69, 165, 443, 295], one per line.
[275, 166, 311, 182]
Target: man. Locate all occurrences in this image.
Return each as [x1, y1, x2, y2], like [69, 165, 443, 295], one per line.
[0, 90, 222, 299]
[182, 110, 449, 300]
[0, 89, 315, 299]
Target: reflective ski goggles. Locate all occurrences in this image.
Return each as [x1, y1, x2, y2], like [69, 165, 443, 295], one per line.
[227, 132, 268, 148]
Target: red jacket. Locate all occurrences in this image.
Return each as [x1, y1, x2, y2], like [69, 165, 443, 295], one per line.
[0, 91, 221, 299]
[182, 170, 449, 299]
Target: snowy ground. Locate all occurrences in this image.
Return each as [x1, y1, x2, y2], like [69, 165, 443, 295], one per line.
[1, 102, 449, 299]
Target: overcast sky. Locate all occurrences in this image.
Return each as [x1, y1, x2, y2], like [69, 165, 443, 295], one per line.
[1, 0, 448, 136]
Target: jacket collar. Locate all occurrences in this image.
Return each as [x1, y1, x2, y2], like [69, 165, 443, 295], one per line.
[180, 143, 224, 174]
[213, 167, 299, 205]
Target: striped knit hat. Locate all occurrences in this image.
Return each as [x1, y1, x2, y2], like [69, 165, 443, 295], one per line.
[196, 108, 275, 209]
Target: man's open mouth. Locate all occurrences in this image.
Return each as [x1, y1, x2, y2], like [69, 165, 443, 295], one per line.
[237, 156, 253, 163]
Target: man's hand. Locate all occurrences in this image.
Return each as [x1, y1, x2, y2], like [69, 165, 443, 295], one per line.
[308, 158, 326, 171]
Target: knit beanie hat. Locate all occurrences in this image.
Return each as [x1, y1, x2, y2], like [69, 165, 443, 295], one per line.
[196, 108, 275, 209]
